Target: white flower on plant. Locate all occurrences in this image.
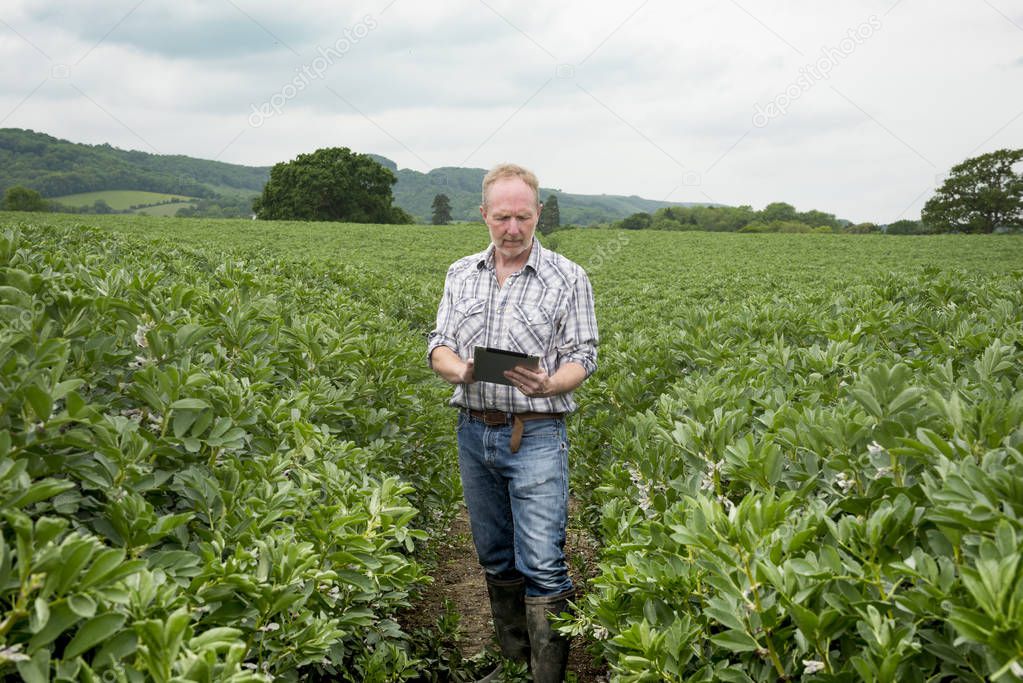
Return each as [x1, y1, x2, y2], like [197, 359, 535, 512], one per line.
[1009, 660, 1023, 678]
[803, 659, 826, 674]
[0, 644, 29, 662]
[592, 625, 610, 641]
[868, 441, 885, 455]
[133, 322, 152, 348]
[259, 622, 280, 632]
[873, 466, 893, 480]
[626, 464, 654, 516]
[700, 459, 722, 492]
[835, 471, 855, 492]
[716, 494, 736, 513]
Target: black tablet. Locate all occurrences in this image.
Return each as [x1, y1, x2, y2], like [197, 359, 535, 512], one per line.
[472, 346, 541, 385]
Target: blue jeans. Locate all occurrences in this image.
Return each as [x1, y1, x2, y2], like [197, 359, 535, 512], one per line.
[457, 410, 573, 598]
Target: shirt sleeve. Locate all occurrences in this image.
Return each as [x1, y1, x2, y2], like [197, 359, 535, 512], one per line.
[426, 265, 460, 368]
[556, 268, 598, 377]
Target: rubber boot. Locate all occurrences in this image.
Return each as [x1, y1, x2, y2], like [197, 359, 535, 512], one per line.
[525, 588, 574, 683]
[477, 575, 530, 682]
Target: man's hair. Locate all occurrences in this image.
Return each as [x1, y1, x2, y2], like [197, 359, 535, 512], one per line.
[481, 163, 540, 209]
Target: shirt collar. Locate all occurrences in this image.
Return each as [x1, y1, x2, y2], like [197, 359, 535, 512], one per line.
[477, 236, 543, 273]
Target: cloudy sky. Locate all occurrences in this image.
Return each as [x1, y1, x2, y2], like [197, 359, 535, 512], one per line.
[1, 0, 1021, 223]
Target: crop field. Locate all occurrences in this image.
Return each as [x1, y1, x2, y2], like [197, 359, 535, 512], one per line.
[1, 212, 1022, 681]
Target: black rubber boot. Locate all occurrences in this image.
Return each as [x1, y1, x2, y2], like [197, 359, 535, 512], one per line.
[525, 588, 574, 683]
[477, 574, 530, 681]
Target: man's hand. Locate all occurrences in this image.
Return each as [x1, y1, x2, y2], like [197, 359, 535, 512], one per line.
[430, 346, 475, 385]
[457, 359, 475, 384]
[505, 361, 588, 399]
[504, 364, 553, 398]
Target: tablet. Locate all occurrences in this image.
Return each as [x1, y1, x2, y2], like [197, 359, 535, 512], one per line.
[473, 346, 541, 386]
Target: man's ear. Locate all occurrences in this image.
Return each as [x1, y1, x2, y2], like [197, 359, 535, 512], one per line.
[479, 205, 486, 220]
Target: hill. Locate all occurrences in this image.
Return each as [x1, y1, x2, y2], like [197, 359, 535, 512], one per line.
[0, 128, 269, 199]
[1, 129, 709, 224]
[387, 163, 710, 225]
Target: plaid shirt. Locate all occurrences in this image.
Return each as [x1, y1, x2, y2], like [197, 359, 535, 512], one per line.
[427, 237, 598, 413]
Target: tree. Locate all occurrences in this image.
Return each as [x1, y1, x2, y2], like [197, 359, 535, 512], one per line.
[2, 185, 47, 212]
[761, 202, 798, 223]
[922, 148, 1023, 233]
[538, 194, 560, 235]
[254, 147, 411, 223]
[92, 199, 114, 214]
[618, 212, 652, 230]
[431, 193, 452, 225]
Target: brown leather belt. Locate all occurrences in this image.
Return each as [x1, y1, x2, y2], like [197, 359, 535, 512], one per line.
[465, 409, 565, 453]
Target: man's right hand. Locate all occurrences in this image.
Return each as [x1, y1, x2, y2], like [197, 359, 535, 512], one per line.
[430, 346, 475, 385]
[455, 359, 475, 384]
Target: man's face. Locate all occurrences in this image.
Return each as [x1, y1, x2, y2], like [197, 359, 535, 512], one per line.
[481, 177, 541, 261]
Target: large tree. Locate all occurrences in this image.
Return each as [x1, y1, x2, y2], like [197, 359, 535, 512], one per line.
[922, 148, 1023, 233]
[538, 194, 560, 235]
[254, 147, 412, 223]
[2, 185, 47, 212]
[431, 193, 452, 225]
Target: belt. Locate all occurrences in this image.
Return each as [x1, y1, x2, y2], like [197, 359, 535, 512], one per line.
[465, 409, 565, 453]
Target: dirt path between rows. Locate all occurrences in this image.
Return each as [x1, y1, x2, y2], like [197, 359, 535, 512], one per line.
[409, 502, 609, 681]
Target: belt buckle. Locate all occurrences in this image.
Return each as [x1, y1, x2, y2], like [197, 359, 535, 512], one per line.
[483, 411, 509, 426]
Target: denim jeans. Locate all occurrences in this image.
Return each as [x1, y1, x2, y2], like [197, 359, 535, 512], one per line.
[457, 410, 573, 597]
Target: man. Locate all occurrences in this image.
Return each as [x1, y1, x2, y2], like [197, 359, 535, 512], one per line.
[427, 163, 598, 681]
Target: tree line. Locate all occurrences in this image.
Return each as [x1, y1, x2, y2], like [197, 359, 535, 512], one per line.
[610, 149, 1022, 234]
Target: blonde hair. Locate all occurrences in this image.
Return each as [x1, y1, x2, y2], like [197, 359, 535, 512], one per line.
[481, 163, 540, 209]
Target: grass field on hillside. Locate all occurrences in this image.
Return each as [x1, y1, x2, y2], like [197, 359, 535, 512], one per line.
[50, 189, 196, 210]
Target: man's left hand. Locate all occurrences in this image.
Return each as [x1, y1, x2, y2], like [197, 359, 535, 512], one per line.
[504, 365, 555, 398]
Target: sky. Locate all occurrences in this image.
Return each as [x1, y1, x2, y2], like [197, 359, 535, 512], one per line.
[1, 0, 1021, 224]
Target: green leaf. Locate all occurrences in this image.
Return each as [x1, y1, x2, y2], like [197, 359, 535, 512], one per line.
[78, 548, 126, 589]
[30, 597, 50, 634]
[170, 398, 210, 411]
[93, 630, 138, 669]
[68, 594, 97, 619]
[27, 602, 80, 653]
[172, 409, 199, 439]
[52, 379, 85, 400]
[8, 479, 75, 509]
[16, 649, 50, 683]
[709, 629, 760, 653]
[64, 613, 127, 659]
[23, 385, 53, 421]
[189, 626, 243, 652]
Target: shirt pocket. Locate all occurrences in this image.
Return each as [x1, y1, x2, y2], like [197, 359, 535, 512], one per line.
[508, 303, 554, 359]
[454, 299, 487, 350]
